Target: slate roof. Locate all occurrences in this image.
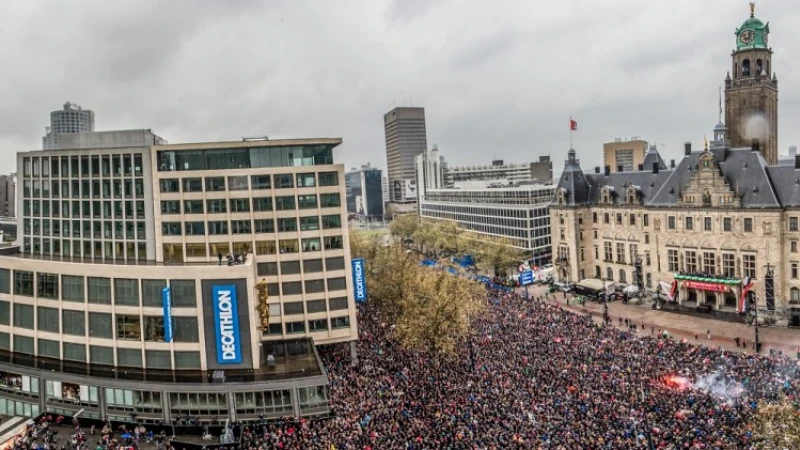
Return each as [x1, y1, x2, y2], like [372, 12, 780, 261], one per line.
[642, 146, 667, 172]
[554, 143, 798, 208]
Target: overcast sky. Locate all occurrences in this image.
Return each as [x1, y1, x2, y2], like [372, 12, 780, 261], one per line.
[1, 0, 799, 175]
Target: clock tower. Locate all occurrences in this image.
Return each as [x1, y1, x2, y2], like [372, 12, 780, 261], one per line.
[724, 2, 778, 164]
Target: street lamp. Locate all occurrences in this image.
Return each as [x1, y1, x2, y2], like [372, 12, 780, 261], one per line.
[602, 277, 610, 326]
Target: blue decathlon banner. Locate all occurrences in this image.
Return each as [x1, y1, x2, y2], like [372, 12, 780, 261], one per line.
[351, 258, 367, 303]
[162, 286, 173, 343]
[212, 284, 242, 364]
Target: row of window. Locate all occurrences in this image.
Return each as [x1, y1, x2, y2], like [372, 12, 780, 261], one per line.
[157, 145, 335, 172]
[23, 200, 146, 220]
[22, 154, 144, 179]
[23, 179, 145, 200]
[158, 172, 338, 194]
[24, 219, 146, 239]
[23, 238, 147, 260]
[160, 193, 341, 215]
[162, 216, 341, 236]
[665, 249, 756, 278]
[585, 211, 759, 234]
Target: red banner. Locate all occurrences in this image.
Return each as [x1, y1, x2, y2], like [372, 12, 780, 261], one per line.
[682, 280, 728, 292]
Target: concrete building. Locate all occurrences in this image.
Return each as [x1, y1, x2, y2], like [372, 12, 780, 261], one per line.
[603, 138, 648, 173]
[2, 133, 358, 421]
[42, 102, 95, 150]
[384, 107, 427, 203]
[381, 176, 389, 208]
[345, 164, 383, 219]
[445, 156, 552, 187]
[0, 174, 15, 218]
[415, 146, 446, 202]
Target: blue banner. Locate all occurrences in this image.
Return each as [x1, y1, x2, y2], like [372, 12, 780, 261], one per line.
[352, 258, 367, 303]
[520, 271, 534, 286]
[162, 286, 173, 343]
[212, 285, 242, 364]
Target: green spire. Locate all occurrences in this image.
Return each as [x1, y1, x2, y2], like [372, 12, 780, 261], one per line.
[735, 3, 769, 50]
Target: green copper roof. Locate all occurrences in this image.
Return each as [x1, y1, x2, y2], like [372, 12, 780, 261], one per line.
[735, 10, 769, 51]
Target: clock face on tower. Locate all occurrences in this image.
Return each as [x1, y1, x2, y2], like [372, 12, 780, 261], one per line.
[740, 29, 755, 45]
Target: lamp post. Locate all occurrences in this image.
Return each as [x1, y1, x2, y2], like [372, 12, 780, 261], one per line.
[602, 277, 610, 326]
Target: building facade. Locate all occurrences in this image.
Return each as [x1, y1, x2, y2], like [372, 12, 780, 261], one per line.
[724, 3, 778, 164]
[445, 156, 552, 187]
[345, 165, 384, 219]
[420, 185, 554, 265]
[0, 174, 15, 218]
[1, 134, 358, 421]
[42, 102, 95, 150]
[603, 139, 648, 173]
[384, 107, 427, 203]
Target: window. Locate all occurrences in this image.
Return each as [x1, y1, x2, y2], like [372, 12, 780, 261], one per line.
[0, 269, 8, 295]
[114, 279, 139, 306]
[88, 277, 111, 304]
[251, 175, 271, 190]
[89, 346, 114, 365]
[793, 241, 799, 253]
[230, 198, 250, 212]
[703, 252, 716, 274]
[685, 217, 693, 230]
[254, 219, 275, 233]
[183, 199, 203, 214]
[161, 201, 180, 214]
[643, 214, 649, 227]
[253, 197, 273, 211]
[274, 174, 294, 189]
[319, 193, 341, 207]
[296, 173, 316, 187]
[13, 304, 34, 329]
[327, 277, 347, 291]
[208, 221, 228, 235]
[14, 270, 34, 297]
[205, 177, 225, 191]
[284, 302, 304, 315]
[744, 218, 753, 232]
[704, 217, 712, 231]
[668, 216, 676, 230]
[37, 306, 59, 333]
[257, 262, 278, 276]
[174, 351, 201, 369]
[722, 253, 735, 277]
[0, 301, 8, 325]
[792, 263, 799, 279]
[141, 280, 167, 307]
[282, 281, 302, 295]
[298, 195, 317, 209]
[37, 273, 59, 299]
[182, 178, 203, 192]
[62, 310, 85, 336]
[117, 315, 141, 340]
[629, 214, 635, 226]
[667, 249, 679, 272]
[790, 217, 798, 231]
[308, 319, 328, 332]
[618, 269, 627, 283]
[172, 280, 197, 307]
[318, 172, 338, 186]
[206, 199, 227, 214]
[173, 317, 199, 342]
[723, 217, 732, 232]
[162, 222, 182, 235]
[304, 259, 323, 273]
[281, 261, 301, 275]
[88, 312, 112, 338]
[685, 251, 697, 272]
[63, 343, 86, 362]
[278, 218, 297, 232]
[184, 221, 205, 236]
[743, 254, 756, 278]
[13, 335, 34, 355]
[616, 242, 625, 263]
[322, 214, 342, 229]
[329, 297, 348, 311]
[305, 279, 325, 294]
[144, 316, 165, 342]
[629, 244, 638, 265]
[159, 179, 179, 193]
[616, 213, 622, 225]
[792, 288, 800, 303]
[285, 321, 305, 334]
[231, 220, 251, 234]
[604, 242, 612, 262]
[228, 176, 249, 191]
[331, 316, 350, 329]
[275, 196, 296, 210]
[117, 348, 142, 367]
[38, 339, 60, 359]
[326, 257, 345, 271]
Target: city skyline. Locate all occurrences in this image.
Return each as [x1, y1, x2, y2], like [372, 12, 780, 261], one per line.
[0, 1, 799, 175]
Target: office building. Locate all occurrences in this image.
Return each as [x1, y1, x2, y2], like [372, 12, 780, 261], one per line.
[445, 156, 552, 187]
[42, 102, 95, 150]
[0, 174, 15, 218]
[415, 146, 446, 202]
[345, 164, 384, 219]
[384, 107, 427, 203]
[0, 133, 357, 421]
[381, 176, 389, 208]
[603, 138, 648, 173]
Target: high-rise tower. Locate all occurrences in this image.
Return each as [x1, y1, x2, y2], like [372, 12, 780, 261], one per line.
[724, 3, 778, 164]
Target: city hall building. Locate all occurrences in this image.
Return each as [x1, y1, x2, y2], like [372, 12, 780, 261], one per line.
[0, 130, 358, 422]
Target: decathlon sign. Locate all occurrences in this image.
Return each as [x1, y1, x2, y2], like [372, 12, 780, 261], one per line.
[351, 258, 367, 303]
[212, 285, 242, 364]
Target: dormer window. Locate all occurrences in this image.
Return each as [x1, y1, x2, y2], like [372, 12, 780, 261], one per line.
[626, 186, 639, 204]
[555, 188, 567, 205]
[600, 186, 614, 205]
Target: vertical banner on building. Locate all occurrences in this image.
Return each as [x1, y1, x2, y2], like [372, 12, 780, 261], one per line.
[351, 258, 368, 303]
[212, 284, 242, 364]
[162, 286, 173, 343]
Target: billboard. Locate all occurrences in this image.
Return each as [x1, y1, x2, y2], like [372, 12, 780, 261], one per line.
[212, 284, 243, 364]
[351, 258, 367, 303]
[201, 279, 252, 370]
[162, 286, 173, 343]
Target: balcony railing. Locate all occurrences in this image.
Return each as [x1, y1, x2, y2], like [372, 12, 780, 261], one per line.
[555, 257, 569, 264]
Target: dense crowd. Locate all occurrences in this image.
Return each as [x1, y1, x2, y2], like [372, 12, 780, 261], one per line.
[251, 290, 800, 449]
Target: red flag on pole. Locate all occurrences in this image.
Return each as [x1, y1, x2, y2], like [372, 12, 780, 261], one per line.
[570, 119, 578, 131]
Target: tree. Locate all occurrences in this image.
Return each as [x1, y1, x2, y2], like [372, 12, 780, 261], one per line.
[349, 230, 485, 354]
[470, 235, 526, 277]
[750, 398, 800, 449]
[388, 214, 419, 246]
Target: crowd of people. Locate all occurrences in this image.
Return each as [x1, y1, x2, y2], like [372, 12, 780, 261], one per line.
[8, 288, 800, 449]
[251, 289, 799, 448]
